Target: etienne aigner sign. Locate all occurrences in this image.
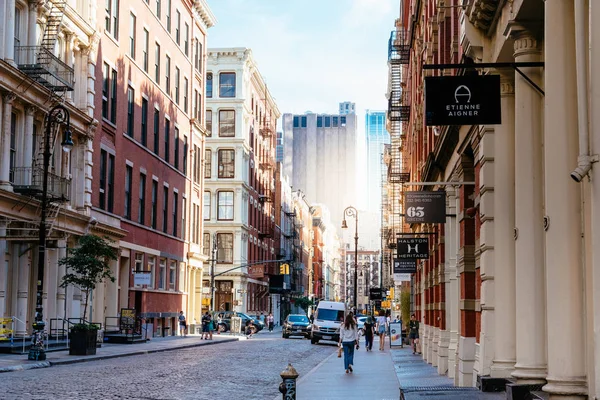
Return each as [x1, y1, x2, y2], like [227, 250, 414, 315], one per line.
[425, 75, 501, 126]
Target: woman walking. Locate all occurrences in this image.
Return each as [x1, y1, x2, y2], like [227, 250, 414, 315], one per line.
[363, 316, 375, 351]
[339, 312, 359, 374]
[376, 311, 387, 351]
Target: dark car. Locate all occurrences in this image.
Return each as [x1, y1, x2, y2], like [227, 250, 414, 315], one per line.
[282, 314, 311, 339]
[213, 311, 263, 334]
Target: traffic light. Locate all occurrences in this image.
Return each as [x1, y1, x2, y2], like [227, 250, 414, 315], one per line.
[280, 263, 290, 275]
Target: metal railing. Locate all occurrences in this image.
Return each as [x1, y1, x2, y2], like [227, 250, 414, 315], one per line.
[12, 166, 71, 201]
[14, 46, 75, 90]
[10, 316, 29, 354]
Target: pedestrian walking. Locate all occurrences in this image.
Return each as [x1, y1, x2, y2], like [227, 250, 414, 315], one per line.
[201, 312, 211, 339]
[376, 311, 387, 351]
[363, 316, 375, 351]
[207, 313, 214, 340]
[267, 312, 274, 332]
[339, 312, 359, 374]
[259, 312, 265, 325]
[409, 313, 420, 354]
[178, 311, 187, 337]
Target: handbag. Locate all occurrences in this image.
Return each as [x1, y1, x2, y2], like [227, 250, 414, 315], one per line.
[337, 346, 343, 358]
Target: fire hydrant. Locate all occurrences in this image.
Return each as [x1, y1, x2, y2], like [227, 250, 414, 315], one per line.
[279, 363, 299, 400]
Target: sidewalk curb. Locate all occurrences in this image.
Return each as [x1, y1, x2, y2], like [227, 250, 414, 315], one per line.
[0, 361, 51, 373]
[50, 337, 239, 366]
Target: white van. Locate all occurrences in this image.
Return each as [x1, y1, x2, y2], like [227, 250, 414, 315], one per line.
[310, 301, 346, 344]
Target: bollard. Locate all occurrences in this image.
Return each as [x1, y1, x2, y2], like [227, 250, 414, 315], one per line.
[278, 363, 299, 400]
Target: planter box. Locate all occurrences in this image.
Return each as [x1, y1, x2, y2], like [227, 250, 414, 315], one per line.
[69, 329, 98, 356]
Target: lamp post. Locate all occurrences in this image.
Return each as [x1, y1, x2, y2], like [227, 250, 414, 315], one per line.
[341, 206, 358, 310]
[29, 105, 73, 361]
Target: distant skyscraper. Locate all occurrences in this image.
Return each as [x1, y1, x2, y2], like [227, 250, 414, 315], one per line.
[276, 131, 284, 162]
[339, 101, 356, 115]
[282, 110, 358, 230]
[365, 110, 390, 212]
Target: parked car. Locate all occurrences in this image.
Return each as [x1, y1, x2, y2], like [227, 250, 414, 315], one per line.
[311, 301, 346, 344]
[213, 311, 263, 334]
[282, 314, 311, 339]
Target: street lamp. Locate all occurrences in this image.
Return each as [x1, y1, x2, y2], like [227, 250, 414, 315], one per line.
[30, 105, 73, 361]
[341, 206, 358, 311]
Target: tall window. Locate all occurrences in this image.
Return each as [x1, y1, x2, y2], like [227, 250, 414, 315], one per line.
[146, 256, 155, 288]
[151, 180, 158, 229]
[175, 67, 180, 104]
[129, 13, 136, 58]
[205, 110, 212, 136]
[193, 89, 199, 120]
[194, 204, 200, 243]
[203, 191, 210, 220]
[138, 173, 146, 224]
[183, 135, 188, 174]
[219, 72, 236, 97]
[175, 10, 181, 44]
[219, 110, 235, 137]
[105, 0, 119, 39]
[162, 186, 168, 233]
[165, 55, 171, 93]
[102, 63, 117, 123]
[183, 77, 188, 113]
[166, 0, 171, 31]
[164, 118, 170, 162]
[203, 233, 210, 256]
[204, 149, 211, 179]
[196, 91, 202, 121]
[184, 23, 189, 56]
[217, 191, 234, 220]
[181, 197, 186, 239]
[217, 233, 233, 263]
[218, 149, 235, 178]
[141, 98, 148, 146]
[153, 109, 159, 154]
[155, 0, 161, 18]
[195, 40, 202, 72]
[127, 86, 134, 137]
[193, 145, 200, 183]
[9, 113, 16, 183]
[169, 261, 176, 291]
[174, 127, 179, 170]
[143, 29, 149, 72]
[191, 205, 196, 243]
[172, 191, 178, 237]
[154, 42, 160, 83]
[206, 73, 212, 97]
[100, 151, 115, 212]
[158, 259, 166, 289]
[179, 262, 185, 291]
[125, 165, 132, 219]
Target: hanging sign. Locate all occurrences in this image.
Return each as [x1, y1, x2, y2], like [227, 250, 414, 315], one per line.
[425, 75, 501, 126]
[134, 272, 152, 286]
[397, 238, 429, 259]
[248, 265, 265, 279]
[369, 288, 383, 301]
[394, 259, 417, 273]
[405, 191, 446, 224]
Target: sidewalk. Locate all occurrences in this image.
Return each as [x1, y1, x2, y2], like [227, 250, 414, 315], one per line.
[0, 334, 238, 373]
[295, 340, 401, 400]
[391, 347, 505, 400]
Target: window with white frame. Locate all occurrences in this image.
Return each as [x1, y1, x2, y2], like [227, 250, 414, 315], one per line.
[158, 258, 166, 289]
[203, 191, 211, 220]
[169, 260, 176, 291]
[217, 191, 234, 221]
[105, 0, 119, 39]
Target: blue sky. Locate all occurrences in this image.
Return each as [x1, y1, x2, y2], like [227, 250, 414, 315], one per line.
[206, 0, 398, 117]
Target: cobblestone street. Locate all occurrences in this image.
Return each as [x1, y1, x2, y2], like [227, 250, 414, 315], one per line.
[0, 331, 336, 400]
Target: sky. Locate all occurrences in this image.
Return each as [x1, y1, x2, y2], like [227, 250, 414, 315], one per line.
[206, 0, 398, 117]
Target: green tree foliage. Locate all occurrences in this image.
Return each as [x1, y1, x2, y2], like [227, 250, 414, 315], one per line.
[294, 296, 314, 313]
[59, 235, 117, 323]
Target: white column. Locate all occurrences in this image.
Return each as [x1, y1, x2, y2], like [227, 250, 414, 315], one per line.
[511, 28, 548, 385]
[15, 244, 31, 335]
[4, 0, 15, 62]
[490, 74, 517, 378]
[56, 240, 66, 318]
[0, 94, 14, 190]
[23, 106, 35, 179]
[27, 1, 36, 48]
[448, 187, 460, 379]
[0, 222, 7, 318]
[44, 248, 58, 324]
[104, 258, 118, 320]
[543, 1, 587, 397]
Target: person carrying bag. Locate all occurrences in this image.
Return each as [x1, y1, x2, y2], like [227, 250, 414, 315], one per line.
[338, 312, 359, 374]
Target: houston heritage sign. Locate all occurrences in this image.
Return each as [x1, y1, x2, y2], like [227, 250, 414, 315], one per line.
[397, 237, 429, 259]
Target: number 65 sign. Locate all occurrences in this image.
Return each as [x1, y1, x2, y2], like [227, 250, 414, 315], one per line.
[404, 191, 446, 224]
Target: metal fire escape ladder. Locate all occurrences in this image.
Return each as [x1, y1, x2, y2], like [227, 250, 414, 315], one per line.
[38, 0, 66, 67]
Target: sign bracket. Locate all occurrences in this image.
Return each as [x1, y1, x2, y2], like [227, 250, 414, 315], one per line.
[423, 62, 545, 96]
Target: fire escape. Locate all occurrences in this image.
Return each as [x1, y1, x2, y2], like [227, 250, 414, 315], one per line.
[6, 0, 72, 241]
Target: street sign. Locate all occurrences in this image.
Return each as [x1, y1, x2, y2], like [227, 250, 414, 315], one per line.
[405, 191, 446, 224]
[394, 259, 418, 273]
[397, 238, 429, 260]
[425, 75, 501, 126]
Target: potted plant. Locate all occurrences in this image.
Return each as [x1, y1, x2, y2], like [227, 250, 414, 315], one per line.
[59, 234, 117, 356]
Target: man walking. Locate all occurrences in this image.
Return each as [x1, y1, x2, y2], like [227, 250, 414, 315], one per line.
[178, 311, 187, 337]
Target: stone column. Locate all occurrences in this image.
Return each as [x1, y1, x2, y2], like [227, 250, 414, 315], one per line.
[510, 28, 547, 385]
[56, 240, 66, 318]
[27, 1, 37, 49]
[4, 0, 15, 62]
[542, 1, 587, 397]
[194, 268, 203, 323]
[44, 248, 59, 323]
[15, 244, 31, 335]
[490, 74, 517, 378]
[23, 106, 35, 182]
[447, 187, 460, 379]
[104, 258, 118, 320]
[0, 222, 7, 318]
[441, 189, 457, 376]
[0, 94, 14, 190]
